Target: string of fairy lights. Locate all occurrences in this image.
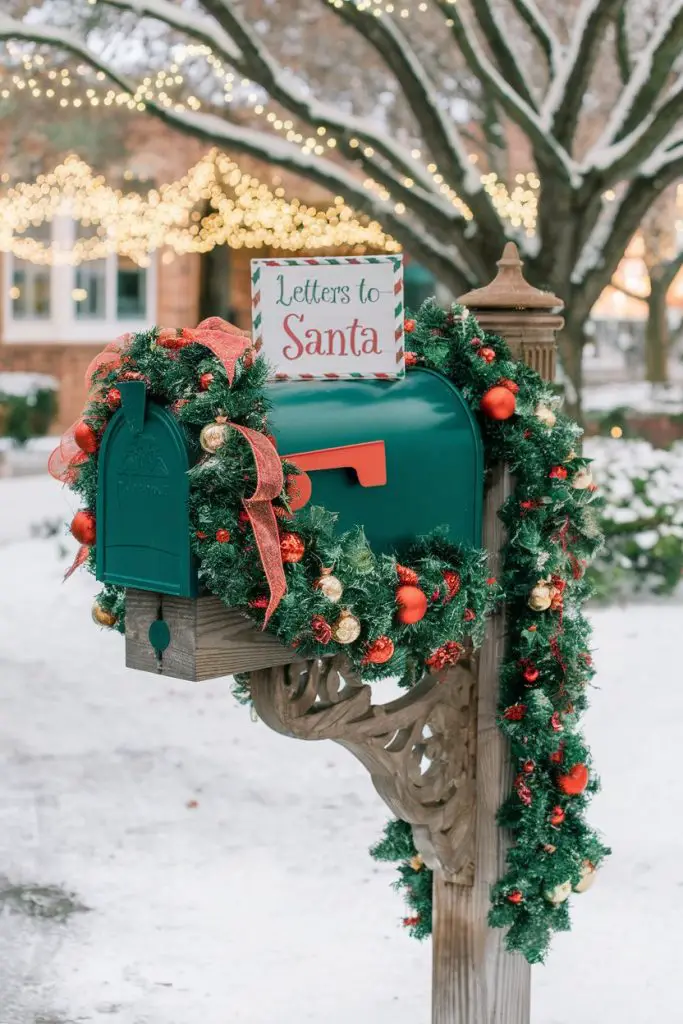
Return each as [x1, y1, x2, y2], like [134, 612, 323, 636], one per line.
[0, 34, 541, 241]
[0, 152, 399, 266]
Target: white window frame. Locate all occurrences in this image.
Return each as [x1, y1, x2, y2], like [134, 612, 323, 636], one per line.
[2, 215, 157, 344]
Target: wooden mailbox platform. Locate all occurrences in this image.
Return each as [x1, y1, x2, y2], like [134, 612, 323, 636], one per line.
[123, 243, 563, 1024]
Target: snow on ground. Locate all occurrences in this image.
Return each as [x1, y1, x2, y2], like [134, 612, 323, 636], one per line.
[0, 476, 681, 1023]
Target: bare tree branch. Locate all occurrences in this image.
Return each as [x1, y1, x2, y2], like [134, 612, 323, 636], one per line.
[432, 0, 579, 186]
[508, 0, 560, 72]
[615, 5, 630, 84]
[542, 0, 625, 146]
[468, 0, 537, 109]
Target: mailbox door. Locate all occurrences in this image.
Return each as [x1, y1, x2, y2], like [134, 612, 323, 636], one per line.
[96, 393, 197, 596]
[268, 368, 483, 552]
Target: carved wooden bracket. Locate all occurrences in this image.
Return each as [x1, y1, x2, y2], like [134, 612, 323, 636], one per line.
[249, 651, 478, 883]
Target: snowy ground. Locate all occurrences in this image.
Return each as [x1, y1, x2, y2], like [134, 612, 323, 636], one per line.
[0, 475, 681, 1024]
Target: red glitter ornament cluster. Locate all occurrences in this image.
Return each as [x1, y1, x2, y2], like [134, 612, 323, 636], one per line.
[426, 641, 464, 670]
[311, 614, 332, 644]
[362, 636, 395, 665]
[504, 704, 527, 721]
[280, 531, 305, 563]
[396, 564, 419, 586]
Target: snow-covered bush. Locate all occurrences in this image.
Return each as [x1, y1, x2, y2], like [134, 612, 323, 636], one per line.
[0, 372, 58, 444]
[586, 438, 683, 598]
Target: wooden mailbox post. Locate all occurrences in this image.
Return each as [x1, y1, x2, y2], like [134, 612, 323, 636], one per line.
[124, 242, 563, 1024]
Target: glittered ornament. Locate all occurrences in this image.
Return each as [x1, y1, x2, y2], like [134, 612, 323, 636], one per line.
[549, 745, 564, 765]
[71, 510, 96, 545]
[199, 415, 229, 453]
[156, 327, 190, 350]
[549, 805, 565, 826]
[249, 596, 269, 609]
[403, 915, 421, 927]
[396, 584, 428, 624]
[572, 468, 593, 490]
[504, 704, 527, 721]
[404, 318, 416, 333]
[507, 890, 523, 904]
[315, 570, 343, 603]
[528, 581, 552, 611]
[557, 763, 589, 795]
[535, 403, 557, 427]
[499, 378, 519, 394]
[74, 421, 98, 454]
[199, 372, 214, 391]
[362, 636, 395, 665]
[549, 465, 568, 480]
[544, 880, 572, 905]
[480, 386, 516, 420]
[396, 563, 419, 586]
[426, 641, 464, 670]
[332, 609, 361, 645]
[92, 600, 117, 628]
[478, 346, 496, 363]
[311, 614, 333, 644]
[405, 352, 419, 366]
[106, 388, 121, 410]
[442, 570, 461, 602]
[280, 531, 305, 563]
[215, 529, 231, 543]
[573, 861, 597, 893]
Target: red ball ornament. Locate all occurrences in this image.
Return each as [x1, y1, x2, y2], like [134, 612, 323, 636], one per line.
[404, 318, 416, 333]
[106, 388, 121, 410]
[196, 531, 208, 540]
[549, 806, 565, 826]
[280, 531, 305, 563]
[480, 386, 516, 420]
[507, 891, 523, 905]
[523, 664, 539, 684]
[199, 372, 214, 391]
[215, 529, 231, 543]
[362, 636, 395, 665]
[522, 759, 535, 774]
[396, 584, 428, 624]
[557, 763, 589, 796]
[549, 465, 568, 480]
[478, 346, 496, 363]
[74, 421, 98, 454]
[71, 510, 96, 545]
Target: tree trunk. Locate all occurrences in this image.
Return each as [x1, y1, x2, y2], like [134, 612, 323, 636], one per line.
[645, 269, 670, 384]
[555, 322, 585, 424]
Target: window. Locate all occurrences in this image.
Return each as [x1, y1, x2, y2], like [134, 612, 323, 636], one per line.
[3, 216, 155, 344]
[10, 221, 52, 320]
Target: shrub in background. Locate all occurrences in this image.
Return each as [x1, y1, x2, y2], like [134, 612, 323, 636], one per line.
[586, 438, 683, 598]
[0, 373, 58, 444]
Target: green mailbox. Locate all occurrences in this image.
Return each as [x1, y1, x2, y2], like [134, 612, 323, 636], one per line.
[96, 369, 483, 597]
[96, 381, 197, 597]
[270, 368, 483, 552]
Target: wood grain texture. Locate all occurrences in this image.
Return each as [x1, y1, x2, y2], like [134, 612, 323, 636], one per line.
[124, 590, 299, 680]
[431, 465, 530, 1024]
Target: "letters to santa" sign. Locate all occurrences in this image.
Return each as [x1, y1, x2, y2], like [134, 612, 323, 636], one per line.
[250, 255, 405, 380]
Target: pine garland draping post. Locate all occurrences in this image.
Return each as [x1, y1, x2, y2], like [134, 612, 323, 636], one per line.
[430, 245, 564, 1024]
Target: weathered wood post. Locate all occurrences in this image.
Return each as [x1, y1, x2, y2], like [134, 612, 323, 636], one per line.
[430, 242, 563, 1024]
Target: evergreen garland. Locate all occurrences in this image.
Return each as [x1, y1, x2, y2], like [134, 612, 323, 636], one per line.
[62, 299, 609, 965]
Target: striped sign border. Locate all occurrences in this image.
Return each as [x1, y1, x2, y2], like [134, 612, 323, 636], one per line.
[250, 255, 404, 382]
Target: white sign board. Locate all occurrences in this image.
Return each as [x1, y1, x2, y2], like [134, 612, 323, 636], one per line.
[250, 255, 404, 380]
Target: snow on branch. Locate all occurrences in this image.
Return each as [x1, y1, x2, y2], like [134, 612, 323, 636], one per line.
[540, 0, 623, 142]
[433, 0, 579, 186]
[508, 0, 561, 72]
[468, 0, 537, 109]
[583, 75, 683, 180]
[591, 1, 683, 151]
[101, 0, 245, 68]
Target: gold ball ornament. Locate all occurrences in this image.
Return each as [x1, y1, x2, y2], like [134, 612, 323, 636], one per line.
[332, 609, 362, 645]
[535, 403, 557, 427]
[199, 415, 230, 454]
[528, 581, 553, 612]
[316, 570, 343, 603]
[572, 468, 593, 490]
[92, 601, 117, 628]
[573, 861, 597, 893]
[544, 880, 572, 905]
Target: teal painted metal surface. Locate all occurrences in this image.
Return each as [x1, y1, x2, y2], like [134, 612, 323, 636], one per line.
[96, 381, 197, 596]
[268, 368, 483, 552]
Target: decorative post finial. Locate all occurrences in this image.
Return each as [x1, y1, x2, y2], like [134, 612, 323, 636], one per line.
[457, 242, 564, 380]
